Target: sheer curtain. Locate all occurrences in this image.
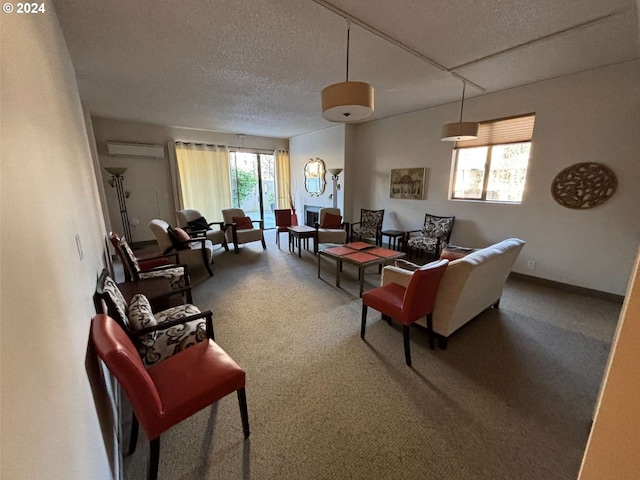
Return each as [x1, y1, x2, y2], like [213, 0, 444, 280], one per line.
[174, 142, 232, 223]
[275, 149, 291, 209]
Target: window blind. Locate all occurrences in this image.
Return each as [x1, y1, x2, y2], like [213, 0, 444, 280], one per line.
[455, 113, 536, 148]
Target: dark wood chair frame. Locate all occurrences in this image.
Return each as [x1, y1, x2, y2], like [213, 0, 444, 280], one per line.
[224, 219, 267, 254]
[349, 209, 385, 246]
[404, 213, 456, 261]
[181, 220, 230, 252]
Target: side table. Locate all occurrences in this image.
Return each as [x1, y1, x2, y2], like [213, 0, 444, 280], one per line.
[288, 225, 318, 257]
[381, 230, 405, 251]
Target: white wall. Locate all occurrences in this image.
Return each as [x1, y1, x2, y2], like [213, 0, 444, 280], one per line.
[351, 61, 640, 295]
[1, 8, 114, 480]
[92, 118, 289, 242]
[579, 246, 640, 478]
[290, 125, 346, 223]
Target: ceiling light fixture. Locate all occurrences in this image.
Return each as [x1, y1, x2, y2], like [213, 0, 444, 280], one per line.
[441, 81, 479, 141]
[321, 20, 374, 123]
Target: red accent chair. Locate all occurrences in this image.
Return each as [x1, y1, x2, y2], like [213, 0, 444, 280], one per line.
[274, 208, 293, 248]
[90, 314, 250, 480]
[361, 259, 449, 366]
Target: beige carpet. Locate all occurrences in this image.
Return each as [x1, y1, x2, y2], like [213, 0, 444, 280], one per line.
[123, 231, 620, 480]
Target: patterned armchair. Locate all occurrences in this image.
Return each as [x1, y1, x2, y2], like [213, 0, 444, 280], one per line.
[110, 232, 193, 304]
[350, 209, 385, 246]
[405, 213, 455, 260]
[95, 269, 214, 367]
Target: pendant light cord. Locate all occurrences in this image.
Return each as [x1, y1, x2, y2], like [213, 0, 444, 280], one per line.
[345, 19, 351, 82]
[459, 82, 466, 123]
[460, 82, 467, 123]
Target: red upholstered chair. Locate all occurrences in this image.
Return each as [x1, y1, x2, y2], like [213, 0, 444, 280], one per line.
[361, 259, 449, 366]
[274, 208, 293, 248]
[90, 314, 250, 480]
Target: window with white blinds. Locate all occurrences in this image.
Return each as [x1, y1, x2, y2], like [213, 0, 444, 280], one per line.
[451, 113, 536, 203]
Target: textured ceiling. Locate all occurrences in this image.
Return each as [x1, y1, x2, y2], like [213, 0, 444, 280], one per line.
[52, 0, 639, 139]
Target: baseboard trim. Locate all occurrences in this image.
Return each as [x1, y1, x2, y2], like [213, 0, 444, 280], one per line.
[509, 272, 624, 304]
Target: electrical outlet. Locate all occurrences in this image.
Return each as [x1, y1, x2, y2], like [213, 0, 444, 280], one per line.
[527, 260, 536, 270]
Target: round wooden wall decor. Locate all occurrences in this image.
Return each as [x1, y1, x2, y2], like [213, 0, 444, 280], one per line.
[551, 162, 617, 209]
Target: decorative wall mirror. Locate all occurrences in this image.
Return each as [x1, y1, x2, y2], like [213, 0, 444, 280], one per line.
[304, 157, 326, 196]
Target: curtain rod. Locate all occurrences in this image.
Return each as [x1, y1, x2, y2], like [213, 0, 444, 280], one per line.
[175, 141, 286, 153]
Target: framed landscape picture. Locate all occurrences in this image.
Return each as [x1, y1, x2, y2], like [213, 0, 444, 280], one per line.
[390, 167, 427, 199]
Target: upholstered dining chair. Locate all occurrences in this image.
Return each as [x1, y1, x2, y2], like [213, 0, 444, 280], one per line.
[148, 219, 214, 276]
[94, 269, 212, 367]
[315, 207, 347, 252]
[361, 259, 449, 366]
[221, 208, 267, 254]
[350, 208, 385, 246]
[274, 208, 293, 248]
[176, 209, 228, 251]
[91, 314, 249, 480]
[110, 232, 193, 303]
[405, 213, 455, 260]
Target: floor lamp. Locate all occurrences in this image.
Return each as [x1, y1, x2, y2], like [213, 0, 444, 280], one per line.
[105, 167, 133, 244]
[328, 168, 343, 209]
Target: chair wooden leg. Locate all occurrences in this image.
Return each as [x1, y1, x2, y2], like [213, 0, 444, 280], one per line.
[426, 313, 435, 350]
[148, 437, 160, 480]
[205, 262, 214, 276]
[128, 413, 139, 455]
[361, 305, 368, 339]
[438, 336, 448, 350]
[261, 234, 267, 250]
[403, 325, 412, 366]
[233, 230, 239, 254]
[203, 249, 214, 276]
[237, 388, 250, 439]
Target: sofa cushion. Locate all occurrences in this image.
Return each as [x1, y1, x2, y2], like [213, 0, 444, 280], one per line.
[395, 259, 421, 271]
[440, 244, 477, 261]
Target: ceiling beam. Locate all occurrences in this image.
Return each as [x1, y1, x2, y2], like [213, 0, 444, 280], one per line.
[310, 0, 486, 92]
[449, 10, 626, 72]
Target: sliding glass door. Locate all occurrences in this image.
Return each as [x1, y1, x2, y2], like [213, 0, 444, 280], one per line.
[229, 151, 276, 229]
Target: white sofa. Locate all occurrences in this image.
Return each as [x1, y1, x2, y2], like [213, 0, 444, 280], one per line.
[381, 238, 525, 348]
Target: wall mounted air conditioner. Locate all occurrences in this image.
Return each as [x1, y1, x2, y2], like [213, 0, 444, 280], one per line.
[107, 142, 165, 159]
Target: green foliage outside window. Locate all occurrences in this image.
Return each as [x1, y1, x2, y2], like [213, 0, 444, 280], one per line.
[232, 169, 257, 207]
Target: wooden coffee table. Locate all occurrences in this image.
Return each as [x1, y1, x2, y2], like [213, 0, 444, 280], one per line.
[288, 225, 317, 257]
[317, 242, 406, 297]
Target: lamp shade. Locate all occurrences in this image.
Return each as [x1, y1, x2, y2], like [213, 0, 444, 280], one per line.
[321, 81, 374, 123]
[441, 122, 479, 142]
[328, 168, 343, 177]
[105, 167, 128, 176]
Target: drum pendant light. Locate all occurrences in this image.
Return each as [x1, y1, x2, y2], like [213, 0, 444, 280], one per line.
[321, 21, 374, 123]
[441, 81, 478, 141]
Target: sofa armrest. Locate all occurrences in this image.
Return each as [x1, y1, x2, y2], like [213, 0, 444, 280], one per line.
[381, 266, 413, 288]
